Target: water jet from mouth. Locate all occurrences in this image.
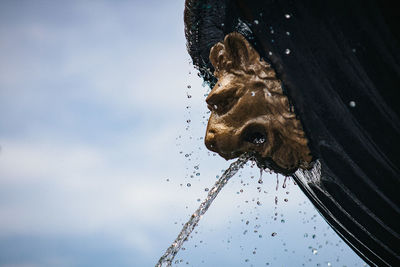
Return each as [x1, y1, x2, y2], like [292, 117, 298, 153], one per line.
[156, 153, 253, 267]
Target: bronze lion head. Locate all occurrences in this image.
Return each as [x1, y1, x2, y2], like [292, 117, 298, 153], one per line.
[205, 32, 312, 175]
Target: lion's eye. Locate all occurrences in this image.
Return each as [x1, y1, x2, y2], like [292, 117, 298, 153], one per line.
[206, 90, 237, 114]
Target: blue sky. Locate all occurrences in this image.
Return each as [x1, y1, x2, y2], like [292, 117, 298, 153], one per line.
[0, 1, 367, 266]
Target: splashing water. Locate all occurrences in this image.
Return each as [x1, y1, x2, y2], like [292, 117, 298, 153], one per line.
[156, 153, 252, 267]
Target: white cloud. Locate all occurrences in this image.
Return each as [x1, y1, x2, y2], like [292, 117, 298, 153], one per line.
[0, 0, 190, 117]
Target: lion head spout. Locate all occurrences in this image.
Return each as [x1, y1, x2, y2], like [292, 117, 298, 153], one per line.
[204, 32, 312, 174]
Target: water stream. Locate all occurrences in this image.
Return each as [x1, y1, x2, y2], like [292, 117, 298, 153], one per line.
[156, 153, 253, 267]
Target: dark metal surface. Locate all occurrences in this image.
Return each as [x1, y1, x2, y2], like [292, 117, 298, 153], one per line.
[184, 0, 400, 266]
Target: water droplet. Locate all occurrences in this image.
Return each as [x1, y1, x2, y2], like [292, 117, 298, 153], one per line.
[349, 101, 356, 107]
[258, 179, 263, 184]
[270, 29, 274, 34]
[268, 51, 273, 56]
[281, 219, 285, 223]
[257, 201, 262, 206]
[166, 179, 170, 182]
[187, 85, 191, 89]
[213, 104, 218, 110]
[285, 48, 291, 55]
[327, 263, 331, 266]
[254, 20, 259, 24]
[187, 183, 191, 187]
[271, 232, 277, 237]
[285, 14, 291, 19]
[197, 198, 201, 202]
[187, 94, 192, 98]
[196, 173, 200, 176]
[251, 91, 255, 96]
[312, 248, 318, 255]
[282, 176, 287, 188]
[284, 198, 288, 202]
[286, 31, 291, 36]
[204, 188, 209, 192]
[185, 154, 189, 157]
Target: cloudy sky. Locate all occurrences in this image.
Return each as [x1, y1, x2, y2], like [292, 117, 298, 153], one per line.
[0, 1, 367, 266]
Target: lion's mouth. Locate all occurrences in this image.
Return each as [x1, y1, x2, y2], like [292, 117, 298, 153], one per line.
[240, 124, 297, 175]
[242, 124, 267, 146]
[244, 131, 266, 145]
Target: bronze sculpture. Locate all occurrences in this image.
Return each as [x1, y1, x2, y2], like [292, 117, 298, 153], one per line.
[205, 32, 311, 174]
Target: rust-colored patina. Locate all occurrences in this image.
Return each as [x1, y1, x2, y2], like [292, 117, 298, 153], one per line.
[205, 32, 312, 174]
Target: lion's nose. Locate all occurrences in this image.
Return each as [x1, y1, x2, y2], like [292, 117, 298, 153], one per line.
[205, 128, 218, 152]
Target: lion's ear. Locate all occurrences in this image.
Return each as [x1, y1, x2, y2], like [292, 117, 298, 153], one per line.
[209, 42, 226, 74]
[224, 32, 259, 70]
[209, 32, 261, 75]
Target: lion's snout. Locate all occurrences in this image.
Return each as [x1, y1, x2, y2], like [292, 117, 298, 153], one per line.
[204, 127, 217, 151]
[205, 120, 241, 160]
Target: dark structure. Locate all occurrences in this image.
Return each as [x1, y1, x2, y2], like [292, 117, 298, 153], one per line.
[184, 0, 400, 266]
